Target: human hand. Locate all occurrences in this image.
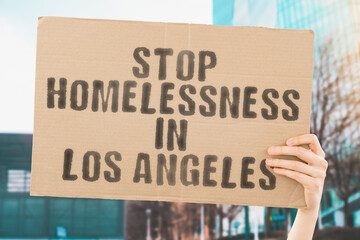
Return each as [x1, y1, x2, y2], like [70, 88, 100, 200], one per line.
[266, 134, 327, 215]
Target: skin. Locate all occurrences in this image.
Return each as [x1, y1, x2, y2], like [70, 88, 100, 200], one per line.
[266, 134, 328, 240]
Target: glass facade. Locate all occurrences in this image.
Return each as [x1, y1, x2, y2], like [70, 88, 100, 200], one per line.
[213, 0, 360, 233]
[277, 0, 360, 73]
[277, 0, 360, 227]
[213, 0, 235, 26]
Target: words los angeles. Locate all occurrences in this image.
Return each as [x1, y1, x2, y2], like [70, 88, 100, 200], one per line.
[63, 149, 276, 190]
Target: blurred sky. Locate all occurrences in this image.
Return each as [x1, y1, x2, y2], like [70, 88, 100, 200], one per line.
[0, 0, 212, 133]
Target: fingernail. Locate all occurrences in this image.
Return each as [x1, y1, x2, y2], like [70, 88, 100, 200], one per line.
[287, 139, 293, 145]
[268, 147, 274, 154]
[266, 158, 272, 164]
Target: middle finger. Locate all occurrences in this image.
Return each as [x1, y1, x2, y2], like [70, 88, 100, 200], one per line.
[268, 146, 323, 166]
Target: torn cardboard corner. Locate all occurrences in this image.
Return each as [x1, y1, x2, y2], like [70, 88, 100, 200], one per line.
[31, 16, 314, 208]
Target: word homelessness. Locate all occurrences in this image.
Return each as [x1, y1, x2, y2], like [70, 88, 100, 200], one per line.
[47, 78, 300, 120]
[47, 47, 300, 120]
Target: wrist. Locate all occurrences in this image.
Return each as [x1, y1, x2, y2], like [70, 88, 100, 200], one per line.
[297, 208, 319, 221]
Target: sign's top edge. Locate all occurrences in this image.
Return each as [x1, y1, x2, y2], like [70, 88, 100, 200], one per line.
[37, 16, 314, 36]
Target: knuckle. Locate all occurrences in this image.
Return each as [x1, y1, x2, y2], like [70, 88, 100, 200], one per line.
[296, 161, 303, 169]
[293, 147, 300, 155]
[310, 133, 317, 141]
[290, 161, 297, 169]
[292, 161, 300, 170]
[295, 147, 304, 156]
[277, 146, 284, 153]
[290, 137, 298, 145]
[318, 171, 326, 179]
[321, 160, 328, 170]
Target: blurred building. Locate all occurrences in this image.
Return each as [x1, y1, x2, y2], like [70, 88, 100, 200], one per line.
[276, 0, 360, 228]
[213, 0, 360, 236]
[0, 133, 125, 238]
[277, 0, 360, 57]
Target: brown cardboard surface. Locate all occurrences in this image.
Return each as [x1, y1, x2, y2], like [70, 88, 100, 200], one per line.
[31, 16, 314, 208]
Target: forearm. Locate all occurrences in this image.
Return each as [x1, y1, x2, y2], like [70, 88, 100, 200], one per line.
[287, 209, 318, 240]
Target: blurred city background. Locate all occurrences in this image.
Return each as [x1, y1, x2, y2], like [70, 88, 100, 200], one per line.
[1, 0, 360, 239]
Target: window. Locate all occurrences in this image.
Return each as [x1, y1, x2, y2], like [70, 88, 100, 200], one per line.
[7, 169, 31, 192]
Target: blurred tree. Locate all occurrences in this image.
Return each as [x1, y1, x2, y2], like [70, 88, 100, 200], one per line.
[221, 205, 243, 236]
[179, 203, 201, 239]
[311, 38, 360, 226]
[126, 201, 176, 239]
[217, 204, 224, 237]
[126, 201, 147, 239]
[127, 201, 221, 239]
[264, 207, 273, 237]
[206, 204, 217, 240]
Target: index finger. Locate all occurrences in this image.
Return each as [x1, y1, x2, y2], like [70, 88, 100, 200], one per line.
[286, 134, 325, 158]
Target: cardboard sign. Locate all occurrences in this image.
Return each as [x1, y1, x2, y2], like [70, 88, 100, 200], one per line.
[31, 17, 314, 208]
